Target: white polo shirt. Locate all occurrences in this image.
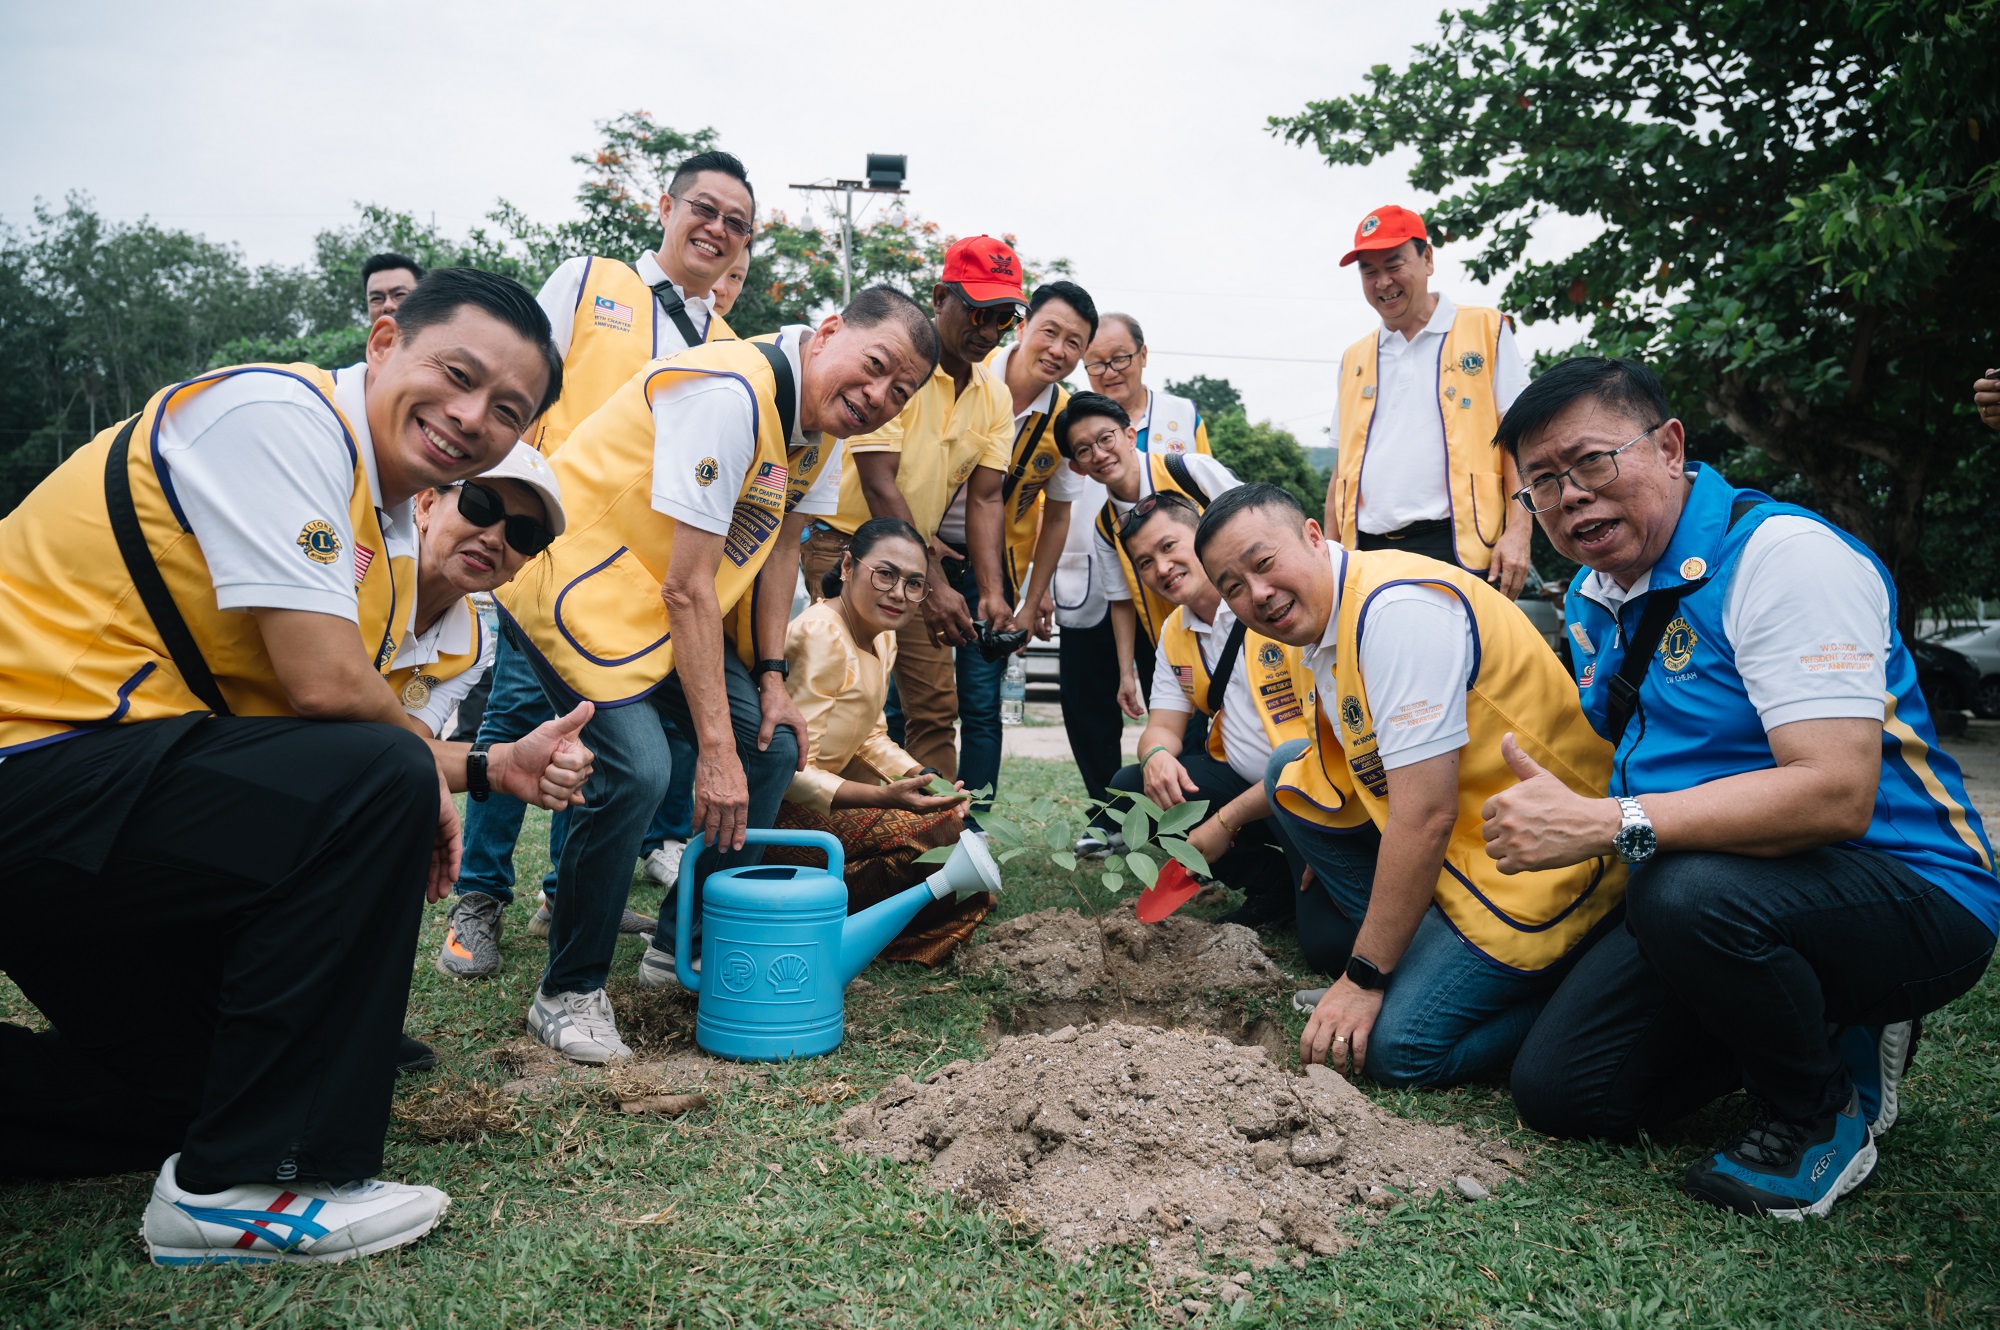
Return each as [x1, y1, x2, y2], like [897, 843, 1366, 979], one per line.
[536, 252, 715, 360]
[1147, 597, 1272, 783]
[1576, 517, 1890, 729]
[1093, 453, 1241, 605]
[394, 595, 494, 737]
[163, 362, 417, 627]
[938, 345, 1091, 546]
[1341, 294, 1528, 534]
[649, 325, 838, 534]
[1303, 544, 1477, 770]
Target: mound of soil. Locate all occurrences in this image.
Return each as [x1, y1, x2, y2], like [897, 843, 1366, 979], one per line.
[838, 1022, 1515, 1274]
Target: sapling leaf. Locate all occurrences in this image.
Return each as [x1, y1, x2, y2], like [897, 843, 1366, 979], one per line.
[1155, 800, 1209, 836]
[980, 814, 1026, 845]
[913, 845, 958, 864]
[1029, 797, 1057, 822]
[1101, 870, 1125, 893]
[1101, 854, 1125, 875]
[1120, 806, 1154, 853]
[997, 847, 1031, 863]
[1043, 819, 1072, 851]
[1124, 848, 1159, 886]
[1123, 791, 1167, 818]
[925, 777, 958, 797]
[1160, 836, 1212, 877]
[1051, 851, 1078, 871]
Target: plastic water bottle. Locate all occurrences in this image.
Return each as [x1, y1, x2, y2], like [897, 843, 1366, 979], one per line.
[1000, 656, 1026, 726]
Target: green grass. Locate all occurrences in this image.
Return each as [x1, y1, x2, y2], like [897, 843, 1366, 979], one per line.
[3, 756, 1996, 1327]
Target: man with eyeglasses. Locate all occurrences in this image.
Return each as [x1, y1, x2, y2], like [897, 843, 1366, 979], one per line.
[803, 235, 1022, 781]
[1322, 206, 1534, 600]
[1082, 313, 1211, 457]
[439, 150, 757, 981]
[363, 253, 424, 321]
[1191, 482, 1623, 1091]
[1482, 358, 1997, 1220]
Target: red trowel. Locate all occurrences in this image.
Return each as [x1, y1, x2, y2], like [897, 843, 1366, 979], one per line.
[1134, 860, 1203, 923]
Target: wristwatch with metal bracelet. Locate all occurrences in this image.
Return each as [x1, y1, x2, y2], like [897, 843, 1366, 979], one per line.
[1613, 795, 1657, 864]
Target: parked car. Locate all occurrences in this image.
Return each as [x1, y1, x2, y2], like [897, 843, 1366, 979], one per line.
[1932, 622, 2000, 718]
[1908, 637, 1978, 736]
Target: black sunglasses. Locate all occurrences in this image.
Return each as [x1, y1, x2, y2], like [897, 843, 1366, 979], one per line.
[454, 480, 554, 556]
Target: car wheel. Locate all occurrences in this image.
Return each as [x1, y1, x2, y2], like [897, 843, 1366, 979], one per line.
[1977, 677, 2000, 721]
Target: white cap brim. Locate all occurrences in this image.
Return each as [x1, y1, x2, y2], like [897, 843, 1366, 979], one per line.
[475, 441, 567, 537]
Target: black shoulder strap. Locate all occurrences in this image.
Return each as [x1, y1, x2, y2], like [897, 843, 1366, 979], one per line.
[1162, 452, 1211, 508]
[1001, 407, 1055, 507]
[1604, 497, 1769, 744]
[750, 341, 799, 446]
[1206, 619, 1250, 714]
[648, 277, 707, 351]
[103, 413, 233, 717]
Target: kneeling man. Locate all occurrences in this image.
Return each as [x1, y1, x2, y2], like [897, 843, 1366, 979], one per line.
[1196, 484, 1624, 1087]
[1483, 357, 1997, 1218]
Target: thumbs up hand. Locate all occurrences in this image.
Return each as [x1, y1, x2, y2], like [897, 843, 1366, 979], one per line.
[1480, 732, 1621, 873]
[494, 700, 597, 810]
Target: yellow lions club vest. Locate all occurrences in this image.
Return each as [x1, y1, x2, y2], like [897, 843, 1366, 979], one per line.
[1156, 607, 1317, 767]
[999, 379, 1071, 604]
[1274, 549, 1624, 971]
[531, 257, 737, 457]
[499, 336, 822, 704]
[0, 364, 414, 755]
[388, 599, 487, 715]
[1331, 305, 1508, 572]
[1097, 453, 1217, 645]
[724, 430, 835, 669]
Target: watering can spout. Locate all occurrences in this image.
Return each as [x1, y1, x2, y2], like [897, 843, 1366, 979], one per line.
[836, 832, 1002, 987]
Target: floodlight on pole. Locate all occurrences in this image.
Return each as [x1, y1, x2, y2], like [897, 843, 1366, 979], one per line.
[789, 155, 910, 306]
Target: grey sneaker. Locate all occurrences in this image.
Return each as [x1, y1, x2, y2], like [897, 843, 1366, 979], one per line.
[527, 988, 632, 1065]
[642, 840, 686, 885]
[1293, 988, 1329, 1015]
[436, 892, 503, 979]
[527, 892, 653, 938]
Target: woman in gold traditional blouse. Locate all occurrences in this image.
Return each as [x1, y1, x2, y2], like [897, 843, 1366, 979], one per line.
[764, 518, 990, 962]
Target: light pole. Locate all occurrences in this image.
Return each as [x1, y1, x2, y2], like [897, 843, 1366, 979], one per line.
[789, 154, 909, 305]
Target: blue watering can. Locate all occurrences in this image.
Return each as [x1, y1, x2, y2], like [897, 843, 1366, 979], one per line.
[673, 827, 1001, 1062]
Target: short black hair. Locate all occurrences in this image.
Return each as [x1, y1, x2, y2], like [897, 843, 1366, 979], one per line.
[1026, 280, 1099, 342]
[843, 285, 942, 378]
[393, 268, 564, 418]
[1052, 391, 1130, 459]
[670, 150, 754, 211]
[362, 252, 424, 286]
[1493, 356, 1670, 459]
[822, 516, 926, 599]
[1118, 489, 1202, 544]
[1194, 482, 1305, 562]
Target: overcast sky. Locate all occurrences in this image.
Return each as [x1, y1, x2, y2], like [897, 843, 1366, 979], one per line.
[1, 0, 1591, 439]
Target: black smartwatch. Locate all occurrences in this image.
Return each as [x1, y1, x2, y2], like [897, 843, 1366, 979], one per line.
[467, 741, 492, 803]
[1344, 954, 1391, 991]
[751, 659, 789, 681]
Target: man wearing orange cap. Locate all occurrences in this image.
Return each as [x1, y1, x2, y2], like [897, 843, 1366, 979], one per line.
[1323, 206, 1534, 599]
[802, 236, 1023, 779]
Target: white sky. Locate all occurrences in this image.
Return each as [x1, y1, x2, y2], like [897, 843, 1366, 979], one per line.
[0, 0, 1592, 441]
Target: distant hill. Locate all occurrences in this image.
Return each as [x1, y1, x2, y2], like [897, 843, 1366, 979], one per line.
[1304, 447, 1336, 473]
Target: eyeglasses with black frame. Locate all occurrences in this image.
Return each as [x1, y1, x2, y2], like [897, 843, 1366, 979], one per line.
[453, 480, 555, 556]
[1084, 351, 1137, 376]
[949, 286, 1025, 332]
[671, 193, 755, 240]
[1512, 423, 1664, 514]
[1068, 423, 1126, 463]
[857, 559, 929, 602]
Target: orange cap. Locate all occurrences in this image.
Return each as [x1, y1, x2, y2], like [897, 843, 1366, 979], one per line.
[1339, 205, 1429, 267]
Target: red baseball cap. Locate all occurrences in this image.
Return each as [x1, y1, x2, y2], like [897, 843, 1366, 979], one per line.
[942, 234, 1025, 306]
[1339, 205, 1429, 267]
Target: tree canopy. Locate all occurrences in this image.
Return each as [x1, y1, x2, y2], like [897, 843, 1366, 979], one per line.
[1165, 374, 1325, 512]
[1272, 0, 2000, 618]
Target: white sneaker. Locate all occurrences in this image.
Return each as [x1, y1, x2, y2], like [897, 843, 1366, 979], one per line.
[637, 943, 677, 989]
[144, 1153, 449, 1266]
[527, 988, 632, 1064]
[643, 840, 687, 885]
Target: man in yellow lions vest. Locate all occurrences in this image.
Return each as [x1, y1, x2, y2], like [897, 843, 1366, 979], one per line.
[497, 286, 939, 1065]
[0, 270, 594, 1266]
[1321, 206, 1535, 599]
[1195, 483, 1624, 1088]
[442, 151, 757, 980]
[1091, 494, 1309, 925]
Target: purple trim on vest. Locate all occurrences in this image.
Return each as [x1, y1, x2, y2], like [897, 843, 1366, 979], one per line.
[147, 367, 357, 534]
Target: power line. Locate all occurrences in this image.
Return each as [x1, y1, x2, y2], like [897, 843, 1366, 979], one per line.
[1147, 348, 1342, 365]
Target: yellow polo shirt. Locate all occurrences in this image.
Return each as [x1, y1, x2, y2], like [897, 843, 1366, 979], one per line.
[829, 357, 1012, 541]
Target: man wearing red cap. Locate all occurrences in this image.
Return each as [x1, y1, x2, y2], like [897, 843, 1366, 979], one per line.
[803, 235, 1023, 778]
[1323, 206, 1534, 598]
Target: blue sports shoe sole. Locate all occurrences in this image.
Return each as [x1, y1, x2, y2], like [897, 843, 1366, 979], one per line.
[1683, 1093, 1877, 1220]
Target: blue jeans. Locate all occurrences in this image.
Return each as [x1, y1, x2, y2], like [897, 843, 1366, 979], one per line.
[455, 629, 563, 907]
[1262, 739, 1572, 1088]
[527, 648, 799, 997]
[948, 556, 1005, 807]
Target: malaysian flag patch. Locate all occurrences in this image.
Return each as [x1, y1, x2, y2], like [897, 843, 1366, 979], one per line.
[1173, 664, 1195, 698]
[353, 543, 375, 584]
[592, 295, 634, 330]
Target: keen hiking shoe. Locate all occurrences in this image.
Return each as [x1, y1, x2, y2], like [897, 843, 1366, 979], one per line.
[144, 1154, 448, 1266]
[1682, 1090, 1877, 1220]
[1839, 1020, 1920, 1137]
[436, 892, 503, 979]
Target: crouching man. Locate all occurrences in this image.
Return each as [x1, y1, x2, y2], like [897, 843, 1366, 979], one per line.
[1195, 483, 1624, 1087]
[1482, 357, 1997, 1219]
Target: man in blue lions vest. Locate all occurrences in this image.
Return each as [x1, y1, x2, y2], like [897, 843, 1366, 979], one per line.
[1483, 357, 1998, 1219]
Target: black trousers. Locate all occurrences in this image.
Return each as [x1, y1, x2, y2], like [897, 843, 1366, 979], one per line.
[1058, 614, 1205, 807]
[1102, 750, 1292, 904]
[1511, 846, 1995, 1139]
[0, 717, 435, 1186]
[1357, 520, 1457, 565]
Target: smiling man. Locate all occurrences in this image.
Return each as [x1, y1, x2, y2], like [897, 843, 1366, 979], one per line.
[498, 286, 938, 1063]
[1193, 483, 1623, 1088]
[0, 268, 593, 1265]
[1482, 357, 1999, 1219]
[1322, 206, 1534, 599]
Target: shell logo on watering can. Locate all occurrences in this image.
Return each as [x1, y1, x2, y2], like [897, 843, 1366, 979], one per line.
[671, 828, 1002, 1061]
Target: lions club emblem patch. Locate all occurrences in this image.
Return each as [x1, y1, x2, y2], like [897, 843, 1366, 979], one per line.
[1457, 351, 1486, 376]
[695, 457, 719, 488]
[1257, 643, 1284, 671]
[1679, 557, 1707, 581]
[1659, 615, 1698, 673]
[1340, 694, 1365, 735]
[296, 520, 340, 565]
[1360, 214, 1381, 237]
[1033, 451, 1055, 471]
[400, 674, 439, 708]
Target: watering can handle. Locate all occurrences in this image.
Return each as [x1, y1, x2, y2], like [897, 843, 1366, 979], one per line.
[673, 828, 848, 993]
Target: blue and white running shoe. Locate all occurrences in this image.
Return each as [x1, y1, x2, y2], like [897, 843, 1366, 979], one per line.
[144, 1154, 449, 1265]
[1682, 1090, 1876, 1220]
[1839, 1020, 1919, 1137]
